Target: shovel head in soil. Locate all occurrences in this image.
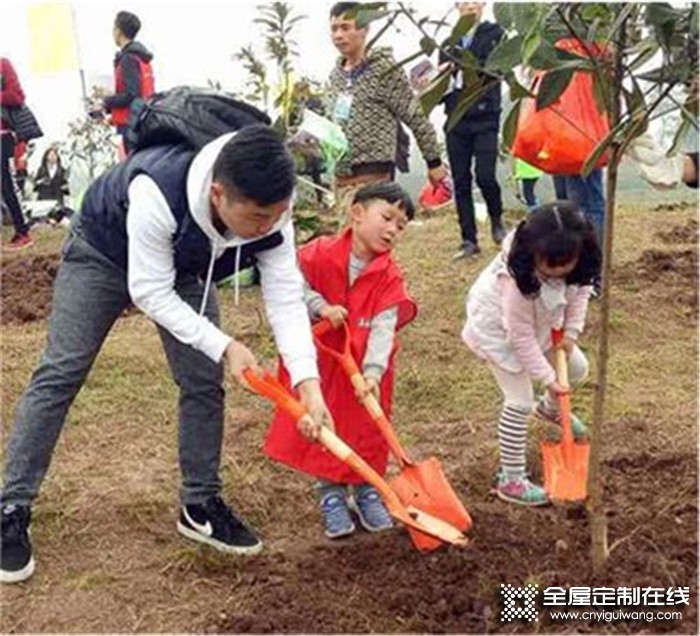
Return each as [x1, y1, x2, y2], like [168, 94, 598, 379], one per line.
[244, 369, 468, 550]
[541, 330, 590, 502]
[312, 320, 472, 551]
[389, 460, 473, 551]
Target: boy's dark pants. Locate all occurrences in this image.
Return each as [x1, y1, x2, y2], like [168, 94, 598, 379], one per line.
[1, 229, 225, 507]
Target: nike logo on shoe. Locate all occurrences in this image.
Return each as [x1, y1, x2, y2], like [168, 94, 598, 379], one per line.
[182, 507, 213, 537]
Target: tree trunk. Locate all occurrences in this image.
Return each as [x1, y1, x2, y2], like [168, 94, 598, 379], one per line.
[586, 9, 627, 574]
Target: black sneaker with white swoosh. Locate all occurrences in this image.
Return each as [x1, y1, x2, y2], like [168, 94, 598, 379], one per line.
[177, 495, 263, 555]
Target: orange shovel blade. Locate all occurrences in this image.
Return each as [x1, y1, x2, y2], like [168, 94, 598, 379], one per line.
[541, 440, 590, 502]
[389, 458, 473, 551]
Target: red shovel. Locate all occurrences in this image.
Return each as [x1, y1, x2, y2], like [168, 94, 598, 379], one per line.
[311, 319, 472, 551]
[244, 369, 468, 549]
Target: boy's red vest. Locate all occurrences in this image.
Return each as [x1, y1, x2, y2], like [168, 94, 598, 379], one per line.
[263, 229, 417, 483]
[111, 57, 154, 126]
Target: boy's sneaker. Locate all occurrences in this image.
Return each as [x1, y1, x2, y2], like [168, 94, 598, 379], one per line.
[178, 495, 262, 556]
[350, 484, 394, 533]
[497, 475, 549, 507]
[6, 233, 33, 251]
[1, 504, 35, 584]
[535, 398, 589, 438]
[320, 489, 356, 539]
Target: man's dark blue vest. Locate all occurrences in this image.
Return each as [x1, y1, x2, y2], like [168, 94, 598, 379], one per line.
[78, 144, 284, 281]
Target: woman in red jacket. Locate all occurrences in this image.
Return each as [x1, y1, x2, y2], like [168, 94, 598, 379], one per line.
[1, 57, 33, 249]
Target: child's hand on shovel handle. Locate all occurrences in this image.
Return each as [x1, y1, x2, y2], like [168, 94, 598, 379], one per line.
[319, 304, 348, 328]
[355, 375, 380, 402]
[297, 378, 335, 441]
[560, 336, 576, 356]
[547, 380, 571, 396]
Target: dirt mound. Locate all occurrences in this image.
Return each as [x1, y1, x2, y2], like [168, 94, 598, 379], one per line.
[653, 202, 695, 213]
[1, 254, 59, 325]
[206, 451, 696, 634]
[615, 248, 698, 317]
[656, 220, 698, 245]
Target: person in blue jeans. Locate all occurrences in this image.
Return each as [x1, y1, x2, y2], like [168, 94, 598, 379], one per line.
[552, 169, 605, 295]
[0, 125, 334, 584]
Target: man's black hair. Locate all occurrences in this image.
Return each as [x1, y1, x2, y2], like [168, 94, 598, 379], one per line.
[330, 2, 360, 18]
[329, 2, 371, 27]
[352, 182, 416, 220]
[213, 124, 296, 206]
[115, 11, 141, 40]
[507, 201, 601, 297]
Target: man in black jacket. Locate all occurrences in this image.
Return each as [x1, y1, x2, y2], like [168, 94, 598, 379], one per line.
[441, 3, 505, 259]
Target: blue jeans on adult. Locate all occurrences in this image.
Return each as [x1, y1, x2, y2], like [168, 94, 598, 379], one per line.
[552, 168, 605, 242]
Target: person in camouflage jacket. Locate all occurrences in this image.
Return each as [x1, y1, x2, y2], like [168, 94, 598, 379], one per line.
[327, 2, 447, 216]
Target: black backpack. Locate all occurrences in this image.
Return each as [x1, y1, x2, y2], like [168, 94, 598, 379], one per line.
[129, 86, 271, 151]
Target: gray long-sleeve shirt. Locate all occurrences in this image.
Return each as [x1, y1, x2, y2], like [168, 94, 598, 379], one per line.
[304, 252, 398, 381]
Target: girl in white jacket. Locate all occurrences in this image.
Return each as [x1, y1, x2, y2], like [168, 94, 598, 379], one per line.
[462, 203, 601, 506]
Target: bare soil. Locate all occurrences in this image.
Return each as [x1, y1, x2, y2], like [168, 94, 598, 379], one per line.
[1, 204, 697, 634]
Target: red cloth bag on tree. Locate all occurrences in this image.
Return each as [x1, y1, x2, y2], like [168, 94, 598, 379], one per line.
[511, 39, 610, 175]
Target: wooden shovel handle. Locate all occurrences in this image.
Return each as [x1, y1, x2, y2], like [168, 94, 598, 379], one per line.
[312, 319, 412, 466]
[552, 329, 574, 448]
[243, 368, 401, 507]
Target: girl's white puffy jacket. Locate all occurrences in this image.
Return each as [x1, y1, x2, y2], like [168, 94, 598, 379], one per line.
[462, 233, 592, 386]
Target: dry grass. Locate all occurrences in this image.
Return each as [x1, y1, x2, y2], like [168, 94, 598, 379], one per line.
[1, 199, 697, 633]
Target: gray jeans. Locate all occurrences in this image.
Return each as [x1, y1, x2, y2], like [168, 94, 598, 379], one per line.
[1, 231, 225, 507]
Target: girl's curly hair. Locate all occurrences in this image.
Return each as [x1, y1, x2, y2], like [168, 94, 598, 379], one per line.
[507, 202, 601, 297]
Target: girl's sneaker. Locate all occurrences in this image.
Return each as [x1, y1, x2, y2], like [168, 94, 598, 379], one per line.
[496, 474, 549, 506]
[319, 489, 356, 539]
[535, 398, 589, 439]
[350, 484, 394, 532]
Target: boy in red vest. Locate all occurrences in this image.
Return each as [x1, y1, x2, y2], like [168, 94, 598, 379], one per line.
[93, 11, 154, 153]
[265, 183, 417, 539]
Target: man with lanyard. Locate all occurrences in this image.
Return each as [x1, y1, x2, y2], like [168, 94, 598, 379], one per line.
[327, 2, 448, 222]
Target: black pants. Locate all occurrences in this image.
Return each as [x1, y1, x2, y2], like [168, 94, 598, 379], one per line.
[1, 133, 28, 236]
[446, 123, 503, 245]
[521, 178, 538, 208]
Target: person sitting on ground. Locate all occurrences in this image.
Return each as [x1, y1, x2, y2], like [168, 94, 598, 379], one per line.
[34, 145, 72, 223]
[264, 182, 418, 539]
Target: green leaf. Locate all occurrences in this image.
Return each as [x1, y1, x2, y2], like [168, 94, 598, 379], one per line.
[445, 80, 497, 131]
[522, 30, 542, 65]
[419, 71, 451, 116]
[501, 100, 522, 149]
[627, 38, 660, 71]
[420, 35, 437, 56]
[507, 76, 533, 100]
[513, 4, 540, 34]
[535, 68, 574, 110]
[581, 127, 617, 176]
[592, 73, 609, 116]
[645, 3, 681, 28]
[623, 75, 646, 117]
[485, 35, 524, 73]
[493, 3, 516, 31]
[449, 14, 477, 48]
[381, 50, 424, 77]
[667, 117, 692, 157]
